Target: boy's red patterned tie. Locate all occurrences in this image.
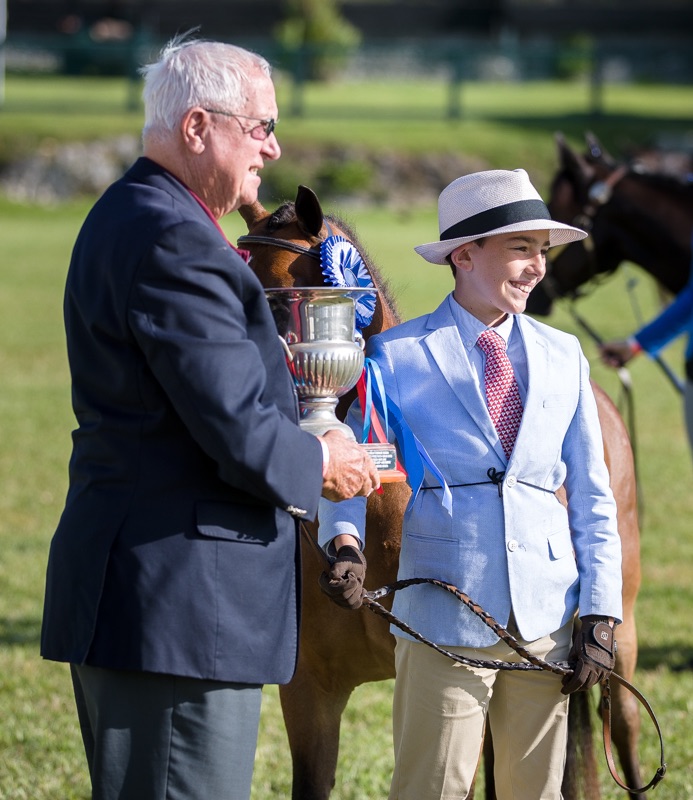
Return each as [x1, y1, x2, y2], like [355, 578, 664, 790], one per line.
[477, 329, 524, 458]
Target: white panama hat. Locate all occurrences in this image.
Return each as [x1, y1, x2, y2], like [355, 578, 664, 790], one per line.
[415, 168, 588, 265]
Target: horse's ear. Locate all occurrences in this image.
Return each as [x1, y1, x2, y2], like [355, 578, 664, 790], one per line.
[295, 185, 324, 237]
[556, 132, 577, 168]
[585, 131, 617, 167]
[238, 200, 268, 231]
[555, 132, 592, 183]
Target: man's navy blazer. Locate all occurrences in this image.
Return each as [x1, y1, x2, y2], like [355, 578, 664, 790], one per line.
[41, 158, 323, 684]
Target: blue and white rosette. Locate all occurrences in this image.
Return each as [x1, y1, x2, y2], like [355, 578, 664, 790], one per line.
[320, 235, 376, 331]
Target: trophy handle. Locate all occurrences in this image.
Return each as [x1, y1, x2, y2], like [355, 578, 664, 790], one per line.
[277, 335, 294, 361]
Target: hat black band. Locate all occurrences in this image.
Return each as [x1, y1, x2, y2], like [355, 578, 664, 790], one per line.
[440, 199, 552, 241]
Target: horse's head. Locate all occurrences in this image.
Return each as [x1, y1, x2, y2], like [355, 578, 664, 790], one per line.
[237, 185, 328, 288]
[529, 133, 632, 316]
[237, 185, 400, 335]
[526, 240, 599, 315]
[547, 132, 625, 231]
[540, 132, 693, 313]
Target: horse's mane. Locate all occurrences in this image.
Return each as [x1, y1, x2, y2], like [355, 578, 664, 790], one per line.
[266, 201, 402, 324]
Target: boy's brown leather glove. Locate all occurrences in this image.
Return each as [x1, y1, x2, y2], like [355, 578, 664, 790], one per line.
[561, 615, 616, 695]
[318, 545, 367, 610]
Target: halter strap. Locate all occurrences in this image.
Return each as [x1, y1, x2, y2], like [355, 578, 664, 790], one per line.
[237, 220, 335, 260]
[573, 165, 629, 232]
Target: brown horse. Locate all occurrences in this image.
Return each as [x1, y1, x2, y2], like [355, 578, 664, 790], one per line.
[526, 132, 693, 317]
[238, 185, 643, 800]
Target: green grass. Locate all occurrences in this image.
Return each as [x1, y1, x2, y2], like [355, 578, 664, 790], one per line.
[2, 74, 693, 187]
[2, 73, 693, 797]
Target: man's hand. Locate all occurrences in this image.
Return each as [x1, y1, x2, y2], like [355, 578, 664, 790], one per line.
[561, 616, 617, 695]
[599, 339, 637, 369]
[318, 544, 367, 610]
[320, 430, 380, 502]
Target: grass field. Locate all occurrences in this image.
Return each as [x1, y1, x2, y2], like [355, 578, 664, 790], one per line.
[1, 74, 693, 798]
[2, 73, 693, 189]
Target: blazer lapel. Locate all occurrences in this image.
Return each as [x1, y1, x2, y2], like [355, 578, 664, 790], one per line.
[422, 300, 501, 456]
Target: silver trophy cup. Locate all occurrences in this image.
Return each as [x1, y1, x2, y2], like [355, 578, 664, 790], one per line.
[265, 287, 376, 439]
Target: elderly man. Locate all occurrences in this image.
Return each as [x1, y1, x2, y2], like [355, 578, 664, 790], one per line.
[40, 37, 378, 800]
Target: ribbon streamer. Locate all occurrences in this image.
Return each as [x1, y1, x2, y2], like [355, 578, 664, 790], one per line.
[361, 358, 452, 516]
[361, 359, 390, 444]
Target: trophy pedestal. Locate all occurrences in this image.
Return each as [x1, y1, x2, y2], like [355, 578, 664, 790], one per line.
[299, 398, 355, 439]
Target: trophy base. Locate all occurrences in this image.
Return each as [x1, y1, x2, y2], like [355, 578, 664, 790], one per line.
[362, 442, 408, 483]
[299, 409, 407, 484]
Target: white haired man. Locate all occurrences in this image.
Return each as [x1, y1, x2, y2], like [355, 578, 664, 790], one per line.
[40, 37, 378, 800]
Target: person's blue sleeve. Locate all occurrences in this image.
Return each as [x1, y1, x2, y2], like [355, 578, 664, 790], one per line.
[635, 264, 693, 357]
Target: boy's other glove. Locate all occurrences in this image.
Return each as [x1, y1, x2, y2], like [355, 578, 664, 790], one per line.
[318, 545, 367, 610]
[561, 615, 616, 695]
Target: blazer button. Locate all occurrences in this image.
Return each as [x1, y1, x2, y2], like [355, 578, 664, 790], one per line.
[286, 505, 308, 517]
[507, 539, 519, 552]
[506, 475, 517, 488]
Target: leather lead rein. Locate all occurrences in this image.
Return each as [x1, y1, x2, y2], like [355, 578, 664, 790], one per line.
[362, 577, 667, 795]
[299, 518, 666, 792]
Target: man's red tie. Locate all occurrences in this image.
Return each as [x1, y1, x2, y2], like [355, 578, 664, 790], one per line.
[477, 329, 524, 459]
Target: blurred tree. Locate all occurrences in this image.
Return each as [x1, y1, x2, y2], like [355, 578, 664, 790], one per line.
[274, 0, 362, 81]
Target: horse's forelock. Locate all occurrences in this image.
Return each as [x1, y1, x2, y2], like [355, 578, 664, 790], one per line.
[266, 202, 297, 233]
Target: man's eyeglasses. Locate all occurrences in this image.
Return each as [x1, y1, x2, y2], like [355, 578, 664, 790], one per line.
[204, 109, 277, 140]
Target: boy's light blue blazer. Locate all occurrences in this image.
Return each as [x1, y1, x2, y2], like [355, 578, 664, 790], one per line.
[320, 296, 623, 648]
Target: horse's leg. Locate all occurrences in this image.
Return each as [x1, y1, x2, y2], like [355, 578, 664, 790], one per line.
[593, 382, 644, 799]
[561, 617, 642, 800]
[562, 691, 601, 800]
[481, 727, 494, 800]
[281, 492, 405, 799]
[279, 670, 353, 800]
[552, 383, 642, 800]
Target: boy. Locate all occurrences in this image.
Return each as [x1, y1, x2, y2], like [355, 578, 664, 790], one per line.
[319, 169, 622, 800]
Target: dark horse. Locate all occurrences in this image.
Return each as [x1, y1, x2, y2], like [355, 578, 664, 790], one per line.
[527, 132, 693, 317]
[239, 185, 643, 799]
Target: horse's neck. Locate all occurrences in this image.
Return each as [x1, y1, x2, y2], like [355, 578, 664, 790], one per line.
[608, 177, 693, 293]
[611, 227, 690, 294]
[367, 274, 402, 335]
[377, 303, 401, 332]
[625, 176, 693, 248]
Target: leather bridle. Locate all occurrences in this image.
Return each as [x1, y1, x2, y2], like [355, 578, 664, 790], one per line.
[571, 164, 630, 234]
[237, 220, 335, 261]
[539, 165, 630, 308]
[540, 163, 629, 306]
